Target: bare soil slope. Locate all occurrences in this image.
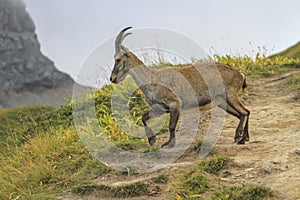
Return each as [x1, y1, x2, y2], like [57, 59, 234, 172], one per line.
[217, 71, 300, 200]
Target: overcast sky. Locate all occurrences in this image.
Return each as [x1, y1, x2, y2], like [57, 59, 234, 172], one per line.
[23, 0, 300, 79]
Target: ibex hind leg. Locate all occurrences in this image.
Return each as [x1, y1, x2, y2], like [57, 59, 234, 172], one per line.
[223, 96, 250, 144]
[162, 103, 180, 149]
[218, 101, 243, 144]
[243, 113, 250, 141]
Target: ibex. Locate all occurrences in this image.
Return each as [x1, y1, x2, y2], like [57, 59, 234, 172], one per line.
[110, 27, 250, 148]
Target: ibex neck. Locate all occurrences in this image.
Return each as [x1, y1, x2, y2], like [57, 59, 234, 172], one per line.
[129, 65, 153, 87]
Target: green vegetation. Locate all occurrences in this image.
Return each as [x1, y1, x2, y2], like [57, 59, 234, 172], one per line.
[175, 157, 273, 200]
[71, 175, 169, 198]
[72, 181, 150, 198]
[112, 181, 148, 198]
[0, 104, 110, 199]
[0, 123, 109, 199]
[286, 73, 300, 90]
[93, 80, 167, 149]
[208, 184, 273, 200]
[271, 41, 300, 59]
[2, 52, 299, 198]
[71, 182, 103, 195]
[175, 156, 229, 199]
[0, 78, 164, 199]
[198, 156, 230, 174]
[213, 53, 300, 77]
[152, 173, 170, 184]
[177, 173, 210, 198]
[0, 106, 54, 150]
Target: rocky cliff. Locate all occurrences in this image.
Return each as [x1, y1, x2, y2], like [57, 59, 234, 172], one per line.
[0, 0, 74, 108]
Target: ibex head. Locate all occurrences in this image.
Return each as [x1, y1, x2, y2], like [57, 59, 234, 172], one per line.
[110, 27, 134, 84]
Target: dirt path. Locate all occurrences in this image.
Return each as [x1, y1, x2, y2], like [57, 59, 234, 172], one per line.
[216, 71, 300, 200]
[60, 71, 300, 200]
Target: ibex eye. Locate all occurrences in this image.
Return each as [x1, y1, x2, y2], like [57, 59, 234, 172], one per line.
[116, 58, 121, 62]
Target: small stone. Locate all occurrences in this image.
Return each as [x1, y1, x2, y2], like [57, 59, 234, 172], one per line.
[295, 149, 300, 155]
[246, 174, 255, 179]
[244, 168, 254, 172]
[220, 178, 230, 182]
[272, 161, 281, 164]
[222, 170, 232, 177]
[260, 164, 272, 174]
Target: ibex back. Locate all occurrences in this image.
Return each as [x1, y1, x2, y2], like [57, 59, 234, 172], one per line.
[110, 27, 250, 148]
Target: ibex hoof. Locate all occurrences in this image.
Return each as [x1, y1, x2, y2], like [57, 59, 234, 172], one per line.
[237, 140, 245, 145]
[235, 136, 246, 145]
[148, 136, 156, 146]
[245, 136, 250, 141]
[162, 139, 176, 149]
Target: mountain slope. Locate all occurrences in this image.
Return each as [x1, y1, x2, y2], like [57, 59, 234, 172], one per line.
[271, 41, 300, 59]
[0, 0, 74, 108]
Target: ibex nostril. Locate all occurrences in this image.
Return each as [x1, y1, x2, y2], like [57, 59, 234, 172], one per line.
[110, 76, 117, 83]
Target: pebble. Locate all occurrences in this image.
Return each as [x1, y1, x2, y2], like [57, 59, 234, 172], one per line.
[260, 164, 272, 174]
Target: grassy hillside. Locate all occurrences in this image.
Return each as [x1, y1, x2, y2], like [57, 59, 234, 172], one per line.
[271, 41, 300, 59]
[0, 106, 109, 199]
[0, 54, 299, 199]
[214, 53, 300, 77]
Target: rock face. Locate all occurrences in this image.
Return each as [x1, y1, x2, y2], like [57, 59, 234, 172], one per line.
[0, 0, 74, 108]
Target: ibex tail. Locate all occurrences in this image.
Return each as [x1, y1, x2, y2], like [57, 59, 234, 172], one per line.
[242, 73, 247, 93]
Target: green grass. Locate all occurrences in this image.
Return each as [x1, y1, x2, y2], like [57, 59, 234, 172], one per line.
[175, 156, 273, 200]
[72, 181, 149, 198]
[0, 78, 164, 198]
[2, 52, 297, 199]
[72, 173, 170, 197]
[0, 124, 110, 199]
[71, 182, 107, 195]
[209, 184, 273, 200]
[271, 41, 300, 59]
[176, 170, 210, 199]
[152, 173, 170, 184]
[175, 156, 230, 196]
[94, 82, 148, 146]
[0, 106, 54, 150]
[175, 157, 226, 198]
[286, 73, 300, 90]
[198, 156, 231, 175]
[213, 53, 300, 77]
[112, 181, 148, 198]
[115, 138, 146, 150]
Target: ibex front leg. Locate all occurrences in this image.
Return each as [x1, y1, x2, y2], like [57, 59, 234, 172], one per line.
[162, 102, 180, 148]
[142, 104, 166, 146]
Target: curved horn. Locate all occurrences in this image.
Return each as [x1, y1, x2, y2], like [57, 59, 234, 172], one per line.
[115, 27, 132, 53]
